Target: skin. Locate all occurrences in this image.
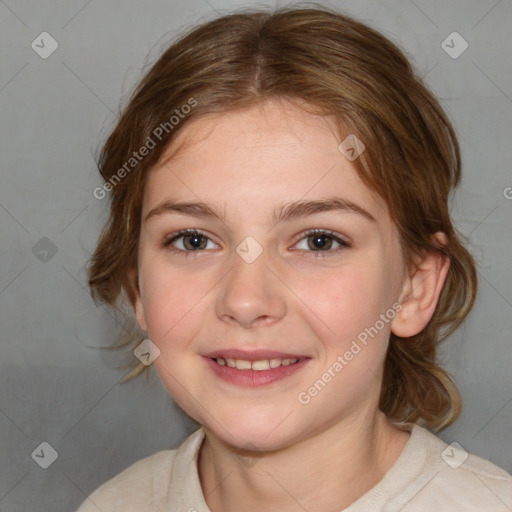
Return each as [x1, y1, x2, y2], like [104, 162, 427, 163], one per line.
[128, 98, 450, 512]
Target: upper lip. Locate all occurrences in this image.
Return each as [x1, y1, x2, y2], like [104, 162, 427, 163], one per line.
[202, 349, 309, 361]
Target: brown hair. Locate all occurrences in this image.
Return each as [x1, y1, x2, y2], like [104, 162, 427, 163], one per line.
[88, 6, 477, 431]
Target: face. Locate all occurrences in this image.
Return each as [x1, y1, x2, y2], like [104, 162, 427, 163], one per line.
[131, 99, 408, 451]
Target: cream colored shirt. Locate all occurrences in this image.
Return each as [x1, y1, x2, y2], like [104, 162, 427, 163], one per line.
[76, 424, 512, 511]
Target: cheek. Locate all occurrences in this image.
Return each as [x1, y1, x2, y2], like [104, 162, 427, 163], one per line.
[138, 261, 209, 406]
[138, 257, 209, 344]
[302, 267, 393, 403]
[300, 263, 389, 346]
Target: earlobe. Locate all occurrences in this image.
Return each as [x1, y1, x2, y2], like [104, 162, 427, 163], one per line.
[391, 232, 450, 338]
[127, 267, 148, 332]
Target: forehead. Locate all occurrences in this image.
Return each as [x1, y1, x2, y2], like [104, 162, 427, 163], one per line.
[158, 100, 341, 164]
[143, 99, 389, 223]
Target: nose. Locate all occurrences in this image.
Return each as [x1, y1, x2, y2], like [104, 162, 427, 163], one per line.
[215, 245, 287, 329]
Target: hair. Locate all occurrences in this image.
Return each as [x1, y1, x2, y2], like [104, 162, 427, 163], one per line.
[88, 5, 477, 431]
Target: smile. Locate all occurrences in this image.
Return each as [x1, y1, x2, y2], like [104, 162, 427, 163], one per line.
[203, 355, 310, 387]
[214, 357, 301, 370]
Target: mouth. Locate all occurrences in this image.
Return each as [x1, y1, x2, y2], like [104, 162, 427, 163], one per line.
[202, 349, 311, 386]
[211, 356, 305, 371]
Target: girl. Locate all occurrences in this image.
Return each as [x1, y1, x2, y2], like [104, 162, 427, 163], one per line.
[78, 6, 512, 511]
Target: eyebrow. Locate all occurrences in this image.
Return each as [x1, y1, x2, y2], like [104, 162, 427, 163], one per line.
[144, 197, 377, 224]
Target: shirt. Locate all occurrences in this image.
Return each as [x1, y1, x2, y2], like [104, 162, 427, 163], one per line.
[76, 423, 512, 511]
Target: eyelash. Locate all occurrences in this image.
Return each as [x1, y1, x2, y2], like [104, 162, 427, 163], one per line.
[161, 228, 351, 259]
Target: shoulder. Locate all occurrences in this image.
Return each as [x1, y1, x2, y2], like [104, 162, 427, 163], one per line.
[75, 428, 205, 512]
[397, 425, 512, 511]
[75, 450, 177, 512]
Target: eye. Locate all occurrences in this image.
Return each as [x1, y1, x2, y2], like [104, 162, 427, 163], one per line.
[162, 229, 218, 256]
[161, 228, 350, 259]
[293, 229, 350, 258]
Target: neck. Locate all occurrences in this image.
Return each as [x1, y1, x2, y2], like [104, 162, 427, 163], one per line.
[198, 409, 410, 512]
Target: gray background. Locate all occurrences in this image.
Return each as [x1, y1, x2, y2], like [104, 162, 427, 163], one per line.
[1, 0, 511, 510]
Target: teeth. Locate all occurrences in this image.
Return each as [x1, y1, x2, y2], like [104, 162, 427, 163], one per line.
[235, 359, 252, 370]
[214, 357, 299, 370]
[252, 360, 270, 371]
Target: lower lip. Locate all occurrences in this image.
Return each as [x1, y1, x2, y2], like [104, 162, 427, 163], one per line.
[203, 357, 310, 387]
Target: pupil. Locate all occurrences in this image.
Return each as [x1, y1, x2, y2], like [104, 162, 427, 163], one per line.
[188, 233, 203, 249]
[311, 234, 331, 250]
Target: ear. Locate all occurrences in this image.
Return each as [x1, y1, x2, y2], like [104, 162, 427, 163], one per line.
[126, 266, 148, 332]
[391, 232, 450, 338]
